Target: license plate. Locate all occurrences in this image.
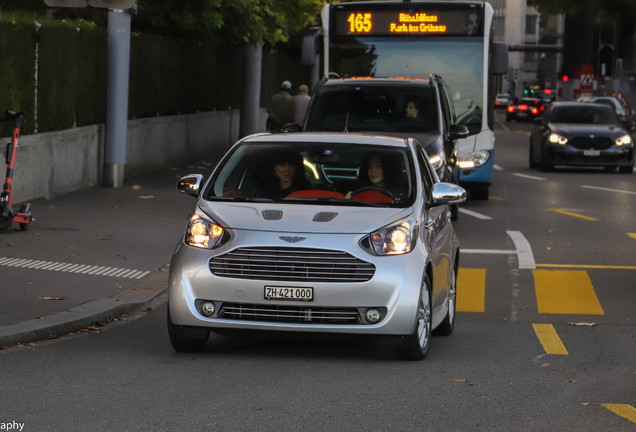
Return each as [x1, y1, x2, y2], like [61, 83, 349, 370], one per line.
[517, 112, 527, 117]
[584, 150, 600, 156]
[264, 286, 313, 301]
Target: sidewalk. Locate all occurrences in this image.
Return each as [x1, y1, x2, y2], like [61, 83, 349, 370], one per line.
[0, 159, 219, 346]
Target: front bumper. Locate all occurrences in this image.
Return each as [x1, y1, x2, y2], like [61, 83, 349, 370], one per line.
[168, 230, 427, 336]
[459, 149, 494, 186]
[546, 145, 634, 167]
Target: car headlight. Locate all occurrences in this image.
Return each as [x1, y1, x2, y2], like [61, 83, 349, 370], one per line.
[429, 151, 446, 170]
[458, 151, 490, 168]
[548, 133, 568, 145]
[616, 134, 632, 146]
[363, 218, 417, 256]
[185, 212, 224, 249]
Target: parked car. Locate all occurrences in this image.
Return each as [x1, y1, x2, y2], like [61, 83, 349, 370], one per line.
[168, 132, 466, 360]
[591, 97, 627, 121]
[506, 97, 548, 122]
[529, 102, 634, 173]
[494, 94, 511, 108]
[297, 76, 468, 220]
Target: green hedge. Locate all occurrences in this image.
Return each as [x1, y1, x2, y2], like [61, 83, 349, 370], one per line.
[0, 13, 309, 136]
[0, 16, 37, 136]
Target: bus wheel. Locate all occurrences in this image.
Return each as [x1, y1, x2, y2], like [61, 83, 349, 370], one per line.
[471, 187, 489, 200]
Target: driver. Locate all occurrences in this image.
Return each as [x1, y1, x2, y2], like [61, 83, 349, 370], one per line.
[263, 151, 312, 200]
[345, 152, 406, 201]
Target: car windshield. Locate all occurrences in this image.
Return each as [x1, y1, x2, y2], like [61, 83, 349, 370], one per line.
[305, 86, 439, 133]
[206, 142, 416, 208]
[550, 105, 620, 125]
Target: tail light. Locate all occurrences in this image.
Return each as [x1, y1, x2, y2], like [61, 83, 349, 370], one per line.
[531, 107, 539, 114]
[518, 105, 528, 110]
[495, 101, 499, 105]
[540, 105, 545, 111]
[507, 106, 515, 113]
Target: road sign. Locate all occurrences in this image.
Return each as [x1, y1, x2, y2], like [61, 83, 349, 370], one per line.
[44, 0, 136, 8]
[580, 64, 595, 94]
[616, 91, 629, 108]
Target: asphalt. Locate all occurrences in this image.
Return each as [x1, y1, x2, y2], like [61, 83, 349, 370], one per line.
[0, 159, 220, 347]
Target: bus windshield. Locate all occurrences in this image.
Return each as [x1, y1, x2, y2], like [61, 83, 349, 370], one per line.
[330, 37, 484, 126]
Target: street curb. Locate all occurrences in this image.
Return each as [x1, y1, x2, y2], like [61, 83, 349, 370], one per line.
[0, 268, 169, 347]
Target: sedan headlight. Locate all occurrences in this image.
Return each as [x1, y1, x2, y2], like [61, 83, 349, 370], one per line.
[363, 218, 417, 256]
[429, 151, 446, 170]
[549, 133, 568, 145]
[185, 212, 224, 249]
[458, 151, 490, 168]
[616, 134, 632, 146]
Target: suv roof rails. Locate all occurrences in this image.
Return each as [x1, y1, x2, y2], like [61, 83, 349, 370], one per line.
[313, 72, 340, 93]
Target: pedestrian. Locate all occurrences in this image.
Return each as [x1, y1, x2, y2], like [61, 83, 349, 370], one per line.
[266, 80, 296, 133]
[293, 84, 311, 125]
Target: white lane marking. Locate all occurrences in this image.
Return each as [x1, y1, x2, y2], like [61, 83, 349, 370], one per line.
[0, 257, 151, 279]
[506, 231, 536, 270]
[459, 208, 493, 220]
[513, 173, 546, 181]
[581, 185, 636, 195]
[496, 117, 510, 132]
[494, 164, 504, 171]
[462, 249, 517, 254]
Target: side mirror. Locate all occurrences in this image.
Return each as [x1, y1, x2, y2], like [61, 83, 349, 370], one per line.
[449, 124, 469, 140]
[624, 120, 636, 132]
[431, 183, 466, 205]
[533, 118, 543, 126]
[283, 123, 301, 133]
[177, 174, 204, 198]
[493, 42, 509, 75]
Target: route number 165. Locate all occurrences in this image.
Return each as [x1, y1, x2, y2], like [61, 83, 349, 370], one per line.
[348, 13, 372, 33]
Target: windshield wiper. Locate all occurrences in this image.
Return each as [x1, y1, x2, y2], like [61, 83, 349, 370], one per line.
[207, 196, 273, 202]
[283, 197, 388, 207]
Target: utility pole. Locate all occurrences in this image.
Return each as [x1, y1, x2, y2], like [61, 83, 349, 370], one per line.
[43, 0, 136, 188]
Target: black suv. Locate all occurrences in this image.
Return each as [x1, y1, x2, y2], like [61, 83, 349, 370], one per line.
[296, 76, 468, 218]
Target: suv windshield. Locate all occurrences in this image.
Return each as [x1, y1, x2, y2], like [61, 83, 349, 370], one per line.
[550, 106, 620, 125]
[305, 85, 439, 133]
[206, 142, 415, 207]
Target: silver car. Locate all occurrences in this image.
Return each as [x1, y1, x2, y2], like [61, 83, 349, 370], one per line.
[168, 133, 465, 360]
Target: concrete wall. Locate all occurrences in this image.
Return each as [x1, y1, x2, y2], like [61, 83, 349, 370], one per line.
[3, 108, 269, 204]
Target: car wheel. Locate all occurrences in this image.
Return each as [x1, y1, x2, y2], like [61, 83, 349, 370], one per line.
[540, 144, 554, 172]
[434, 265, 457, 336]
[619, 165, 634, 174]
[529, 141, 539, 169]
[471, 187, 489, 200]
[450, 203, 459, 221]
[167, 306, 209, 353]
[395, 275, 432, 361]
[604, 166, 616, 172]
[505, 116, 511, 122]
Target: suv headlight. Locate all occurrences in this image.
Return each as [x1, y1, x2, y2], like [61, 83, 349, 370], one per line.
[185, 211, 225, 249]
[362, 218, 418, 256]
[429, 151, 446, 170]
[549, 133, 568, 145]
[458, 151, 490, 168]
[616, 134, 632, 146]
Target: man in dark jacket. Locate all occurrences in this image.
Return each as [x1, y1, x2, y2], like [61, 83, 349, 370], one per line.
[266, 81, 296, 133]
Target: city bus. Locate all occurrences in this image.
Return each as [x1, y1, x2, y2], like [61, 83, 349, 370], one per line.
[302, 1, 508, 200]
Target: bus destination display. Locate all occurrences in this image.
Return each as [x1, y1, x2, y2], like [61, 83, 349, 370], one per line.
[333, 8, 483, 37]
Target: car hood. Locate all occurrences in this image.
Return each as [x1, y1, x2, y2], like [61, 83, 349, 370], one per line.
[198, 201, 414, 234]
[549, 123, 626, 138]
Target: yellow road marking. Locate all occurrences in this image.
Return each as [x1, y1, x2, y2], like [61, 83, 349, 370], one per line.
[601, 404, 636, 424]
[533, 270, 604, 315]
[536, 264, 636, 270]
[532, 323, 568, 355]
[628, 233, 636, 241]
[550, 208, 598, 221]
[457, 268, 486, 312]
[489, 196, 505, 201]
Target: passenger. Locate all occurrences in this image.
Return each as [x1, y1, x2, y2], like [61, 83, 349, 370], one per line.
[265, 151, 312, 200]
[405, 98, 421, 119]
[345, 152, 406, 200]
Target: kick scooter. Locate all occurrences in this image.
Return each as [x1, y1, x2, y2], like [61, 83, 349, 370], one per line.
[0, 110, 34, 231]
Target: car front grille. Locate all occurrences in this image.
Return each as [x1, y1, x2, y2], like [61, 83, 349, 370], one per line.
[570, 137, 613, 150]
[209, 247, 375, 283]
[219, 303, 361, 324]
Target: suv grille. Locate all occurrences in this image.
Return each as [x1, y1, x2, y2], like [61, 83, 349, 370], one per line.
[570, 137, 613, 150]
[220, 303, 360, 324]
[209, 247, 376, 283]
